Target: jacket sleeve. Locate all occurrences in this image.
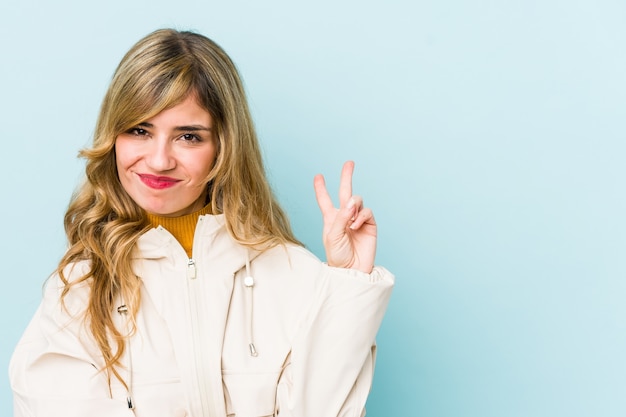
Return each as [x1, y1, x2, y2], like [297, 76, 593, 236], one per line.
[277, 265, 394, 417]
[9, 274, 135, 417]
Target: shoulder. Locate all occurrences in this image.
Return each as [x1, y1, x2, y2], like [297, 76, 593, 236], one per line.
[254, 243, 323, 272]
[42, 260, 92, 320]
[46, 260, 92, 293]
[246, 244, 326, 294]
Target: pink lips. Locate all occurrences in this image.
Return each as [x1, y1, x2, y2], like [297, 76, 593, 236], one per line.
[138, 174, 181, 189]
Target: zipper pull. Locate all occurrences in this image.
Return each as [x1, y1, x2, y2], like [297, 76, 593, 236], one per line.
[187, 259, 197, 279]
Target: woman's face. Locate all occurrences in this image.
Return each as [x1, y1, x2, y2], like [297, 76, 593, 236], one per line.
[115, 94, 218, 217]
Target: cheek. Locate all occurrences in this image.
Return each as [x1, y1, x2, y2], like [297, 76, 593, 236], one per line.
[114, 139, 139, 172]
[114, 139, 125, 169]
[114, 142, 139, 196]
[189, 147, 218, 181]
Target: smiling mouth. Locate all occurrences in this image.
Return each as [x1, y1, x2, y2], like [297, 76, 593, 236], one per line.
[138, 174, 181, 189]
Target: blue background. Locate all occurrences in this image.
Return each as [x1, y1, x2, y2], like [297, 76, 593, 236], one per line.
[1, 0, 625, 415]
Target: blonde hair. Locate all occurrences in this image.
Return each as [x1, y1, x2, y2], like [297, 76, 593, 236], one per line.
[58, 28, 300, 386]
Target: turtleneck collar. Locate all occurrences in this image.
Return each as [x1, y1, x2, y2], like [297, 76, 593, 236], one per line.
[145, 204, 213, 257]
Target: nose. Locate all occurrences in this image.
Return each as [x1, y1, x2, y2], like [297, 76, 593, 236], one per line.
[145, 138, 175, 172]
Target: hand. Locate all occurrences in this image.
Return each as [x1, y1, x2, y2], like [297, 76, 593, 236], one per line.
[314, 161, 377, 274]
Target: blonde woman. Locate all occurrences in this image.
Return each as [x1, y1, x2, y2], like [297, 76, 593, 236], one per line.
[10, 29, 393, 417]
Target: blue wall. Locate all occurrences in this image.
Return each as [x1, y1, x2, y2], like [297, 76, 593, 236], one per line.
[1, 0, 625, 415]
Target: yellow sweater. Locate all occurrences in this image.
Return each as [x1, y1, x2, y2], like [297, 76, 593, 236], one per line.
[146, 205, 212, 257]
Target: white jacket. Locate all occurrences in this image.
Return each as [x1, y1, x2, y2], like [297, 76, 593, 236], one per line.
[10, 214, 394, 417]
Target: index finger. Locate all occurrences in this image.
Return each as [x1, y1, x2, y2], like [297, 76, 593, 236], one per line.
[338, 160, 355, 207]
[314, 173, 334, 214]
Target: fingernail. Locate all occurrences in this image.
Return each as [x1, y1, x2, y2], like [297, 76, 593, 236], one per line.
[347, 198, 355, 209]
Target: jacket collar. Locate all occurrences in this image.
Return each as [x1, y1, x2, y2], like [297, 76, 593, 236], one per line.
[134, 213, 260, 275]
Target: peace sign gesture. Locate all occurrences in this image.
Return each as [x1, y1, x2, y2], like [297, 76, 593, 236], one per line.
[314, 161, 377, 274]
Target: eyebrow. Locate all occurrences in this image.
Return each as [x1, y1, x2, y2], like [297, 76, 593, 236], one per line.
[138, 122, 212, 131]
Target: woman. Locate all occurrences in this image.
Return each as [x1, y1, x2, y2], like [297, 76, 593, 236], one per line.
[10, 29, 393, 417]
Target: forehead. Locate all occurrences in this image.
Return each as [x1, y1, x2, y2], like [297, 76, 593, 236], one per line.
[140, 95, 213, 126]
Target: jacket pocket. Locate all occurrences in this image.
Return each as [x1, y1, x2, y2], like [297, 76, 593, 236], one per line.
[223, 370, 280, 417]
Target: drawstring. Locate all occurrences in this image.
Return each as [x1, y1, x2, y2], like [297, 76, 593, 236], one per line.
[244, 255, 258, 357]
[117, 304, 135, 410]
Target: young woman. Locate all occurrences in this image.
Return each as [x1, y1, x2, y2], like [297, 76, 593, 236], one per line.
[10, 29, 394, 417]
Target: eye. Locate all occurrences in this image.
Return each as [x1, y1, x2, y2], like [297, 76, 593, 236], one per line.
[127, 127, 149, 136]
[180, 133, 202, 143]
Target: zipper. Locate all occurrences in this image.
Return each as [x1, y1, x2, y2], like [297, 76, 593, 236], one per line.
[186, 266, 213, 416]
[183, 217, 216, 416]
[187, 259, 197, 279]
[156, 220, 217, 416]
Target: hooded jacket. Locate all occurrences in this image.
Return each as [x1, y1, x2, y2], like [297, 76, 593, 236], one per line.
[10, 214, 394, 417]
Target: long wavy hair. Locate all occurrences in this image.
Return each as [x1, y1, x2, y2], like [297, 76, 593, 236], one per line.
[58, 28, 300, 388]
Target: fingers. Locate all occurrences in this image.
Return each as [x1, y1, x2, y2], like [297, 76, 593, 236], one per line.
[314, 160, 359, 219]
[328, 195, 358, 239]
[338, 161, 355, 207]
[342, 195, 374, 230]
[329, 194, 373, 233]
[313, 174, 334, 214]
[350, 205, 374, 230]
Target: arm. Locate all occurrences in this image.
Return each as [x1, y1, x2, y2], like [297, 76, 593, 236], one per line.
[277, 266, 394, 417]
[275, 164, 393, 416]
[9, 276, 134, 417]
